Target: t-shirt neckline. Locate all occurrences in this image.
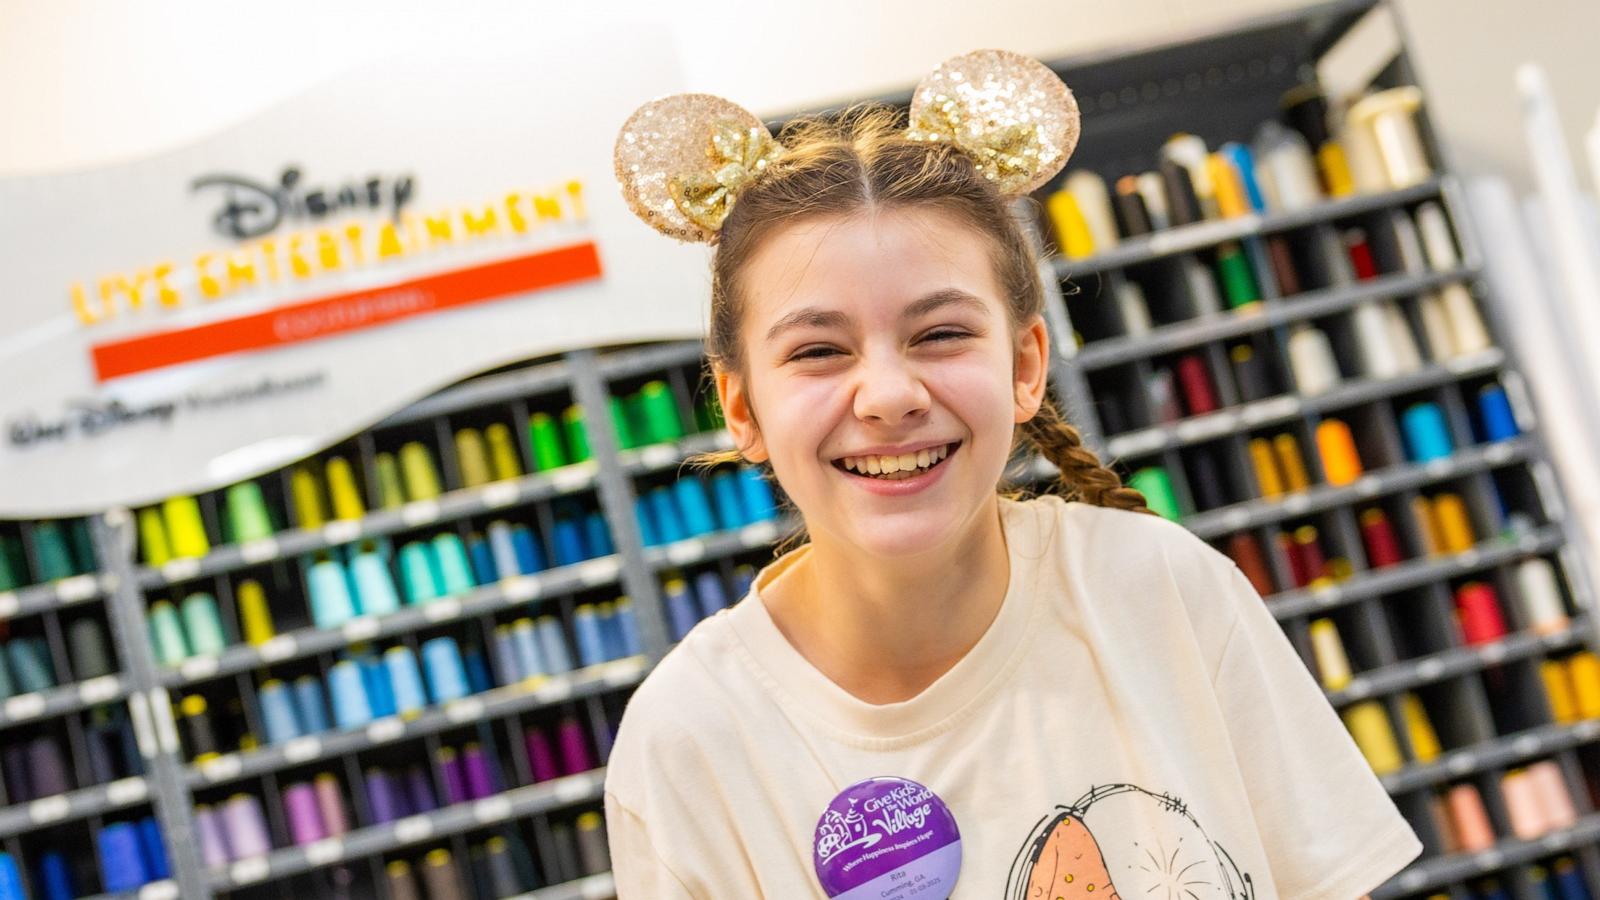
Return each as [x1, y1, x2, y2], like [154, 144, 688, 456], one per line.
[726, 495, 1046, 743]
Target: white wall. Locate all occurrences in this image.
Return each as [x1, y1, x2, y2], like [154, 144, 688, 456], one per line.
[1, 0, 1596, 188]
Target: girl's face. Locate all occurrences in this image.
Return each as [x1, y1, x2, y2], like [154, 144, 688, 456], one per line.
[715, 207, 1049, 560]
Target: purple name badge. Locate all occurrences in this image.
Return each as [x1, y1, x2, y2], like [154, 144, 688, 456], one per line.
[813, 776, 962, 899]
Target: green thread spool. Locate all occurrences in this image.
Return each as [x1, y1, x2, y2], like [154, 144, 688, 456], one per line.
[0, 536, 20, 591]
[1129, 467, 1182, 521]
[236, 579, 275, 646]
[527, 413, 567, 471]
[484, 424, 522, 481]
[148, 600, 190, 665]
[290, 465, 327, 529]
[30, 522, 73, 582]
[68, 520, 94, 575]
[226, 482, 275, 543]
[454, 429, 492, 489]
[639, 381, 683, 443]
[375, 453, 405, 509]
[624, 391, 651, 447]
[181, 592, 228, 656]
[607, 396, 635, 451]
[696, 394, 724, 432]
[325, 457, 366, 520]
[563, 406, 591, 462]
[138, 507, 172, 566]
[1216, 241, 1261, 309]
[162, 495, 210, 558]
[399, 442, 443, 501]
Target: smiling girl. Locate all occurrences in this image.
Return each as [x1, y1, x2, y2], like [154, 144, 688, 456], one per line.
[603, 51, 1422, 900]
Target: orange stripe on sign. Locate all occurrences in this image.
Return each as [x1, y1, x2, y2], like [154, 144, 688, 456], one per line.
[90, 241, 603, 382]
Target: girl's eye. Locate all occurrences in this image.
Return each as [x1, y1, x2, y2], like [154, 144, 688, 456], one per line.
[789, 346, 841, 361]
[921, 328, 972, 344]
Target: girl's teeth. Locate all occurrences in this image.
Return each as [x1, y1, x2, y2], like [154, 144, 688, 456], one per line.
[866, 456, 881, 475]
[916, 449, 930, 469]
[843, 444, 953, 478]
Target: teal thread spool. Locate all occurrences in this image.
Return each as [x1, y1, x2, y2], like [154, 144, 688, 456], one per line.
[350, 549, 400, 617]
[226, 481, 275, 543]
[0, 536, 21, 591]
[1129, 467, 1182, 521]
[398, 542, 442, 605]
[307, 557, 357, 628]
[30, 522, 74, 582]
[148, 601, 190, 665]
[7, 638, 54, 692]
[68, 519, 95, 574]
[430, 533, 476, 596]
[181, 592, 227, 656]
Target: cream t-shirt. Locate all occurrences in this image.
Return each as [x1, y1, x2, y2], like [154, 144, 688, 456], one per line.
[604, 494, 1424, 899]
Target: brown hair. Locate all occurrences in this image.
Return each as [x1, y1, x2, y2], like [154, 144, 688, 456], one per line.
[686, 102, 1153, 552]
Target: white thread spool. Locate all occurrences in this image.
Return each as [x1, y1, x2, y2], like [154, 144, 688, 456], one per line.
[1135, 171, 1169, 230]
[1415, 202, 1459, 270]
[1529, 760, 1578, 830]
[1066, 170, 1119, 250]
[1339, 117, 1390, 194]
[1417, 291, 1456, 361]
[1181, 256, 1222, 316]
[1288, 324, 1341, 394]
[1116, 281, 1152, 335]
[1439, 283, 1491, 355]
[1348, 87, 1432, 188]
[1309, 619, 1352, 690]
[1389, 209, 1428, 273]
[1254, 122, 1321, 211]
[1352, 301, 1401, 378]
[1381, 300, 1423, 373]
[1163, 133, 1217, 218]
[1517, 557, 1569, 634]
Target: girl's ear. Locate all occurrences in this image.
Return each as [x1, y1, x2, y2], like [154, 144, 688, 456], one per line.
[1014, 313, 1049, 424]
[714, 367, 770, 463]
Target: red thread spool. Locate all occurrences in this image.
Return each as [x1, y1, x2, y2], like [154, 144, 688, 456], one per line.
[1227, 532, 1275, 597]
[1345, 229, 1378, 280]
[1175, 353, 1219, 416]
[1360, 508, 1405, 568]
[1455, 581, 1508, 644]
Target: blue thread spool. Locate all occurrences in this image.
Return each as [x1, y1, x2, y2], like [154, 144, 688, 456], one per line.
[293, 675, 330, 733]
[597, 603, 624, 661]
[1401, 402, 1454, 461]
[1220, 142, 1267, 211]
[138, 816, 170, 880]
[1478, 385, 1520, 441]
[487, 521, 518, 580]
[383, 646, 427, 716]
[731, 564, 756, 598]
[361, 654, 397, 718]
[463, 645, 492, 694]
[536, 617, 572, 674]
[649, 488, 686, 544]
[431, 533, 476, 595]
[511, 619, 545, 679]
[398, 541, 443, 605]
[710, 471, 746, 529]
[39, 851, 73, 900]
[259, 679, 303, 744]
[1555, 861, 1591, 900]
[511, 524, 544, 573]
[308, 557, 357, 628]
[584, 512, 614, 557]
[7, 637, 54, 693]
[421, 637, 469, 703]
[468, 533, 498, 584]
[694, 571, 730, 618]
[350, 549, 400, 617]
[0, 853, 21, 900]
[673, 478, 717, 537]
[634, 496, 659, 547]
[491, 626, 521, 685]
[613, 599, 642, 656]
[737, 467, 776, 522]
[664, 578, 698, 641]
[98, 821, 149, 893]
[573, 605, 606, 667]
[328, 660, 373, 729]
[552, 517, 586, 566]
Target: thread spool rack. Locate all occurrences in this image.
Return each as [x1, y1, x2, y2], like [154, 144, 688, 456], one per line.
[0, 1, 1597, 898]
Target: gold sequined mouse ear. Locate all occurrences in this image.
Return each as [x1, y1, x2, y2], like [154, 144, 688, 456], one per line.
[613, 93, 786, 244]
[906, 49, 1080, 198]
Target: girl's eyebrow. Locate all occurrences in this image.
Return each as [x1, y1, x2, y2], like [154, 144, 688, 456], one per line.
[763, 288, 987, 343]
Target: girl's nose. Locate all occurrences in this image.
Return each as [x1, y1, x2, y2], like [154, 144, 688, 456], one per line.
[852, 354, 930, 426]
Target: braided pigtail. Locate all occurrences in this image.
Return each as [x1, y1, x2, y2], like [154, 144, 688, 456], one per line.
[1017, 397, 1156, 515]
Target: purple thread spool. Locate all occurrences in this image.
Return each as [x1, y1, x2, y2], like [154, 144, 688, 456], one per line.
[194, 804, 232, 868]
[27, 736, 72, 797]
[437, 747, 468, 805]
[404, 765, 437, 814]
[313, 773, 350, 836]
[557, 718, 593, 775]
[364, 768, 404, 824]
[283, 781, 327, 845]
[222, 794, 272, 859]
[524, 727, 558, 783]
[461, 744, 494, 800]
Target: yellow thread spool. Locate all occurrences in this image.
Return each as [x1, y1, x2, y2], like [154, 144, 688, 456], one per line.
[374, 452, 405, 509]
[1208, 153, 1250, 218]
[1432, 493, 1476, 553]
[162, 495, 210, 559]
[236, 579, 275, 646]
[290, 465, 327, 529]
[325, 457, 366, 521]
[1341, 700, 1404, 775]
[1249, 438, 1284, 498]
[138, 507, 173, 567]
[1308, 619, 1352, 690]
[454, 428, 492, 489]
[1567, 652, 1600, 719]
[1401, 693, 1441, 762]
[1412, 495, 1442, 556]
[1272, 433, 1311, 492]
[399, 442, 443, 501]
[1541, 659, 1577, 723]
[485, 424, 523, 481]
[1317, 142, 1355, 197]
[1046, 190, 1095, 260]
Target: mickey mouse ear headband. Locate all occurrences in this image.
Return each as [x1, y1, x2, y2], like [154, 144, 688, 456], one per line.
[613, 48, 1081, 244]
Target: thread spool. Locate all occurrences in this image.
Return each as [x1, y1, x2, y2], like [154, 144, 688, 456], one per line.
[162, 495, 210, 558]
[633, 496, 660, 547]
[1348, 87, 1431, 188]
[577, 811, 611, 875]
[1253, 122, 1319, 211]
[528, 412, 567, 471]
[148, 600, 191, 665]
[399, 442, 443, 501]
[1287, 325, 1340, 394]
[1157, 158, 1202, 227]
[1555, 858, 1591, 900]
[1543, 660, 1578, 723]
[1308, 619, 1352, 690]
[1163, 134, 1215, 218]
[1400, 403, 1454, 462]
[1065, 170, 1118, 249]
[574, 604, 607, 667]
[361, 653, 399, 720]
[1045, 189, 1095, 259]
[525, 726, 559, 782]
[384, 646, 428, 716]
[1113, 281, 1152, 336]
[63, 618, 111, 681]
[537, 616, 573, 674]
[491, 625, 520, 684]
[1517, 557, 1569, 635]
[1128, 468, 1180, 521]
[1220, 143, 1267, 212]
[1350, 301, 1401, 380]
[28, 735, 71, 796]
[557, 717, 594, 774]
[324, 456, 365, 520]
[307, 557, 357, 628]
[259, 679, 303, 744]
[690, 572, 729, 620]
[1244, 438, 1281, 500]
[3, 637, 50, 694]
[222, 793, 272, 859]
[454, 429, 493, 489]
[1225, 345, 1265, 403]
[612, 598, 643, 657]
[584, 511, 614, 557]
[328, 659, 374, 729]
[375, 453, 405, 509]
[290, 465, 329, 529]
[179, 694, 219, 760]
[562, 405, 591, 462]
[386, 860, 421, 900]
[486, 521, 518, 581]
[639, 381, 685, 444]
[672, 478, 717, 538]
[1529, 760, 1578, 830]
[181, 592, 227, 656]
[398, 541, 442, 605]
[232, 579, 274, 646]
[313, 772, 349, 835]
[431, 533, 476, 595]
[283, 781, 327, 845]
[1439, 284, 1491, 355]
[422, 637, 469, 703]
[194, 804, 232, 867]
[1415, 203, 1458, 270]
[553, 515, 590, 565]
[1432, 494, 1476, 552]
[1224, 533, 1273, 597]
[422, 849, 466, 900]
[511, 618, 546, 680]
[1337, 112, 1389, 194]
[364, 768, 404, 823]
[294, 676, 331, 733]
[1401, 694, 1441, 761]
[664, 578, 699, 642]
[1215, 242, 1260, 308]
[512, 522, 546, 574]
[406, 765, 434, 816]
[1477, 385, 1519, 441]
[1358, 508, 1404, 568]
[741, 468, 776, 523]
[1207, 154, 1250, 219]
[98, 822, 150, 892]
[708, 471, 745, 530]
[39, 850, 74, 900]
[1112, 176, 1152, 237]
[138, 507, 173, 567]
[438, 746, 468, 805]
[1502, 768, 1547, 839]
[462, 743, 495, 799]
[1313, 419, 1362, 486]
[467, 533, 496, 584]
[1179, 256, 1223, 316]
[225, 481, 274, 544]
[484, 835, 523, 896]
[1445, 783, 1495, 851]
[1455, 582, 1508, 645]
[1272, 434, 1310, 492]
[1340, 701, 1403, 774]
[1381, 301, 1423, 372]
[485, 423, 523, 480]
[348, 549, 400, 618]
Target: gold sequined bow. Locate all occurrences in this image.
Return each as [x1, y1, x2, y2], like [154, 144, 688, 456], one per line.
[667, 119, 785, 233]
[906, 93, 1047, 196]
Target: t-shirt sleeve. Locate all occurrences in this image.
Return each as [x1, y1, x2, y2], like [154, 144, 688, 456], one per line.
[605, 790, 698, 899]
[1211, 560, 1424, 900]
